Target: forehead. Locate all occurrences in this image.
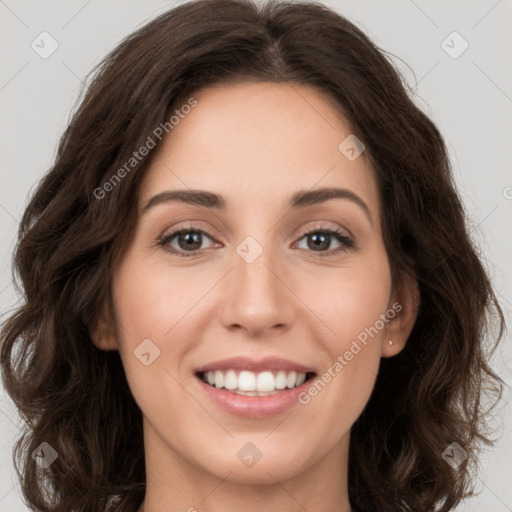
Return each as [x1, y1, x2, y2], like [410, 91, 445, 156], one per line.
[140, 82, 379, 217]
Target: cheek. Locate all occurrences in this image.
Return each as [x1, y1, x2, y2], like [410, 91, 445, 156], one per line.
[297, 257, 391, 412]
[109, 254, 204, 422]
[112, 249, 205, 334]
[300, 258, 391, 351]
[110, 252, 208, 382]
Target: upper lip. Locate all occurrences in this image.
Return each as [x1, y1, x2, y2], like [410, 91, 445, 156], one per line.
[195, 356, 316, 374]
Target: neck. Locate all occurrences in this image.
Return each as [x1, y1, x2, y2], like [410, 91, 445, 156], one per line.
[137, 419, 354, 512]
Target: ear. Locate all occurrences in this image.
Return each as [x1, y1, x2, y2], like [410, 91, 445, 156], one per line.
[90, 299, 119, 351]
[381, 271, 420, 358]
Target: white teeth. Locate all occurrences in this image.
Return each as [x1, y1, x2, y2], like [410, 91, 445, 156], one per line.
[256, 371, 274, 392]
[286, 371, 297, 388]
[236, 390, 258, 396]
[202, 369, 310, 392]
[275, 371, 287, 389]
[238, 370, 256, 391]
[223, 370, 238, 390]
[214, 370, 223, 389]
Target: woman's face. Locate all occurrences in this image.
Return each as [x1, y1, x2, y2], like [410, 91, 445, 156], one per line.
[94, 82, 416, 487]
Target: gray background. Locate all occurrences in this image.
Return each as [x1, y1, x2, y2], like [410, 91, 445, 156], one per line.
[1, 0, 511, 510]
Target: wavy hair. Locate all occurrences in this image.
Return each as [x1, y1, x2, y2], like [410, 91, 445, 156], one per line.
[0, 0, 505, 510]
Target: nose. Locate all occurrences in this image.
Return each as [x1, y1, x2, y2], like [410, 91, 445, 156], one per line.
[219, 247, 296, 338]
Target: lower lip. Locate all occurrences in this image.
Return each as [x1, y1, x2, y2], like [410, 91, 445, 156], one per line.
[195, 374, 314, 419]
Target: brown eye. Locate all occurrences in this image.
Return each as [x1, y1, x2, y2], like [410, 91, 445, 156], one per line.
[174, 231, 204, 251]
[295, 227, 354, 254]
[156, 223, 354, 258]
[157, 227, 215, 256]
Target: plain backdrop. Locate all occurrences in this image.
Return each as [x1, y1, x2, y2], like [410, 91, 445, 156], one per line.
[1, 0, 511, 510]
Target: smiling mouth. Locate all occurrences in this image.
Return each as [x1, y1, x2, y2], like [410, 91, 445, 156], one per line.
[195, 370, 317, 396]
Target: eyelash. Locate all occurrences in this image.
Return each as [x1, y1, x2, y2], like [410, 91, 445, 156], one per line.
[156, 222, 355, 258]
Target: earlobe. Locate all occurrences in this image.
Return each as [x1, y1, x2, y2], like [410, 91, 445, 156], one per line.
[381, 272, 420, 358]
[90, 329, 119, 351]
[89, 302, 119, 351]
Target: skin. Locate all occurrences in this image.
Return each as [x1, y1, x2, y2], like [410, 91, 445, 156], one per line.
[93, 82, 419, 512]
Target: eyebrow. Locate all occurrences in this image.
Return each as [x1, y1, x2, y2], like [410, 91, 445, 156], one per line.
[142, 187, 373, 224]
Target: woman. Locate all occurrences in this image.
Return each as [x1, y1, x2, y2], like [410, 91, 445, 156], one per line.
[0, 0, 505, 510]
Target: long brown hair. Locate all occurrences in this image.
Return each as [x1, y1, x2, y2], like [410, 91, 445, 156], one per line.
[0, 0, 505, 510]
